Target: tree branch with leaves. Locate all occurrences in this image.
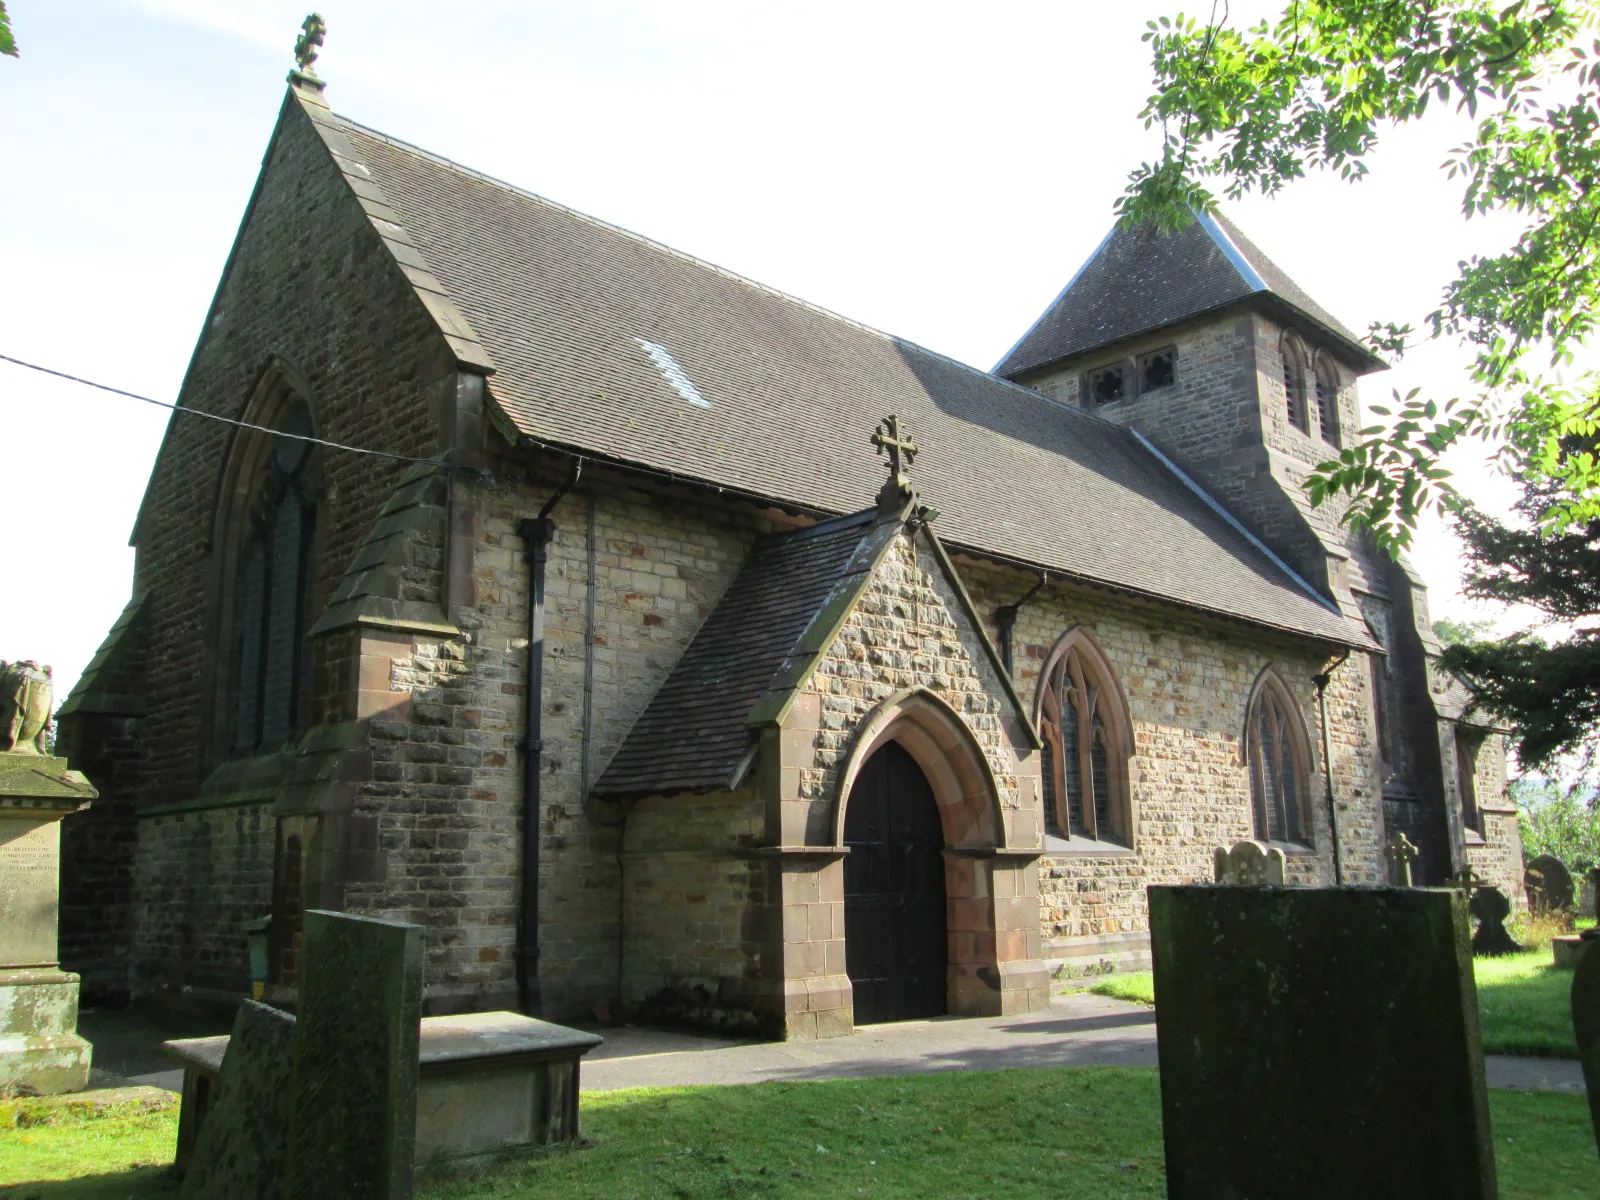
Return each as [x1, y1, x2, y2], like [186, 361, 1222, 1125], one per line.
[1120, 0, 1600, 549]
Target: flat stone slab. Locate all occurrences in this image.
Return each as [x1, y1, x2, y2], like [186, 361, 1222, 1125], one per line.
[1554, 935, 1590, 970]
[419, 1011, 603, 1070]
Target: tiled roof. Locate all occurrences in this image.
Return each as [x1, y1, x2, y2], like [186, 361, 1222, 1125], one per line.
[302, 95, 1368, 649]
[595, 510, 891, 798]
[994, 210, 1384, 379]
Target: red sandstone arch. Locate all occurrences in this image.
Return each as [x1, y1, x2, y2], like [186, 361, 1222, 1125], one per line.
[830, 686, 1007, 850]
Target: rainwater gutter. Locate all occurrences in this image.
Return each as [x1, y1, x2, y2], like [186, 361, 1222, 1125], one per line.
[516, 460, 582, 1016]
[1313, 649, 1352, 886]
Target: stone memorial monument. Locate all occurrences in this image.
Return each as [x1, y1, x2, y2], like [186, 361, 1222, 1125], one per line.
[0, 659, 95, 1095]
[1385, 831, 1418, 887]
[284, 909, 424, 1200]
[1526, 854, 1575, 917]
[1469, 885, 1523, 957]
[1149, 885, 1494, 1198]
[1212, 839, 1286, 885]
[1581, 867, 1599, 919]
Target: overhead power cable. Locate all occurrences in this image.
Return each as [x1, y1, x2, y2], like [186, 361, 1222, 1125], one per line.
[0, 352, 454, 469]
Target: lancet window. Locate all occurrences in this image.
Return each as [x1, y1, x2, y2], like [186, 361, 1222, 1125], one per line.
[1038, 632, 1131, 845]
[1245, 670, 1312, 845]
[229, 400, 320, 754]
[1281, 337, 1309, 432]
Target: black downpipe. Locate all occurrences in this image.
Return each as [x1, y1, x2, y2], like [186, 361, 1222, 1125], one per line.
[517, 462, 581, 1016]
[995, 572, 1048, 677]
[1313, 649, 1351, 887]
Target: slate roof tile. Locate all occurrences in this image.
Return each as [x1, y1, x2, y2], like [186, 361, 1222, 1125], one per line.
[995, 210, 1383, 379]
[311, 103, 1366, 649]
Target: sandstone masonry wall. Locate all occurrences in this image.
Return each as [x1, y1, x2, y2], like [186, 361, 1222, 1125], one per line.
[113, 94, 464, 1000]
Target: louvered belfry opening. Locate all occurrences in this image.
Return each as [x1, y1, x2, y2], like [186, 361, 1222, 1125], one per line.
[843, 740, 948, 1025]
[231, 401, 319, 755]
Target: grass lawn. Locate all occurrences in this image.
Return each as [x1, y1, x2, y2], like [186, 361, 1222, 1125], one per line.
[1084, 951, 1582, 1058]
[2, 1069, 1593, 1199]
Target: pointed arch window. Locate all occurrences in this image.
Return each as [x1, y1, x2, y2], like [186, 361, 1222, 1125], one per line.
[230, 401, 320, 754]
[1280, 337, 1309, 432]
[1314, 355, 1340, 445]
[1038, 631, 1132, 846]
[1245, 671, 1313, 845]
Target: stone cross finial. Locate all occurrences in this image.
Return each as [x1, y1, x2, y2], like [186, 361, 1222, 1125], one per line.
[1213, 840, 1286, 886]
[293, 13, 326, 78]
[872, 414, 918, 509]
[1385, 831, 1419, 887]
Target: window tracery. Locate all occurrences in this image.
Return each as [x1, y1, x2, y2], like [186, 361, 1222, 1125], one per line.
[1245, 670, 1313, 845]
[1038, 631, 1131, 845]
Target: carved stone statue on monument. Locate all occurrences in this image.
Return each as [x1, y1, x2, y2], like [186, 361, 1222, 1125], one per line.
[0, 657, 94, 1094]
[0, 660, 53, 754]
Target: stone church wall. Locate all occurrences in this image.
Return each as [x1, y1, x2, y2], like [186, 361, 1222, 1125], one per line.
[83, 94, 469, 1005]
[365, 467, 773, 1018]
[959, 558, 1385, 975]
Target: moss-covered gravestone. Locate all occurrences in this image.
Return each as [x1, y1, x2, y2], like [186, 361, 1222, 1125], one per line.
[283, 910, 423, 1200]
[1573, 927, 1600, 1162]
[1149, 886, 1494, 1199]
[179, 1000, 296, 1199]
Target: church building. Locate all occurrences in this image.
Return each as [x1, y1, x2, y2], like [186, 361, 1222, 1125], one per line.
[56, 55, 1520, 1036]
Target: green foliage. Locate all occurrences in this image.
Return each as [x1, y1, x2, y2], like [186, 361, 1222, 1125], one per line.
[1433, 616, 1497, 645]
[1512, 773, 1600, 867]
[0, 3, 15, 59]
[1121, 0, 1600, 549]
[1439, 495, 1600, 766]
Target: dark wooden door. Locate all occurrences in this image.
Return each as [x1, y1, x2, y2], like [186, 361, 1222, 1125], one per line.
[843, 741, 948, 1024]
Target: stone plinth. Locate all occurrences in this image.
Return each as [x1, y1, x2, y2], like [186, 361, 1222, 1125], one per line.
[0, 755, 95, 1095]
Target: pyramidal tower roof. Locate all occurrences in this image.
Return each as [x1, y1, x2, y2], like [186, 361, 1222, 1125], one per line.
[994, 210, 1385, 380]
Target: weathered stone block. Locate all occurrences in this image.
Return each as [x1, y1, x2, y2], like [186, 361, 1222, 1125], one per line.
[177, 1000, 295, 1199]
[284, 910, 424, 1199]
[1149, 885, 1493, 1199]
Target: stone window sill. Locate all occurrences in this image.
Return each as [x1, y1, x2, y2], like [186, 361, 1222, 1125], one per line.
[1264, 840, 1316, 857]
[1043, 833, 1136, 857]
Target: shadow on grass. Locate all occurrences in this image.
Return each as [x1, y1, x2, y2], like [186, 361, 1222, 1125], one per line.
[0, 1164, 178, 1199]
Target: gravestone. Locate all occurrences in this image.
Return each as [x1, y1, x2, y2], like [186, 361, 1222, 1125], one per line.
[178, 1000, 295, 1199]
[1385, 831, 1418, 887]
[0, 660, 96, 1095]
[1526, 854, 1575, 916]
[1149, 886, 1494, 1199]
[283, 910, 423, 1200]
[1212, 840, 1285, 885]
[1581, 867, 1599, 919]
[1572, 928, 1600, 1162]
[1469, 885, 1523, 956]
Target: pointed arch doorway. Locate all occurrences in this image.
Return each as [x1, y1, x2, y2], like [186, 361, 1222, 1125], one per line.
[843, 740, 948, 1024]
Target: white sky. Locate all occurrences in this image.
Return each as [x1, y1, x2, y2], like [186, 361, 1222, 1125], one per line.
[0, 0, 1534, 697]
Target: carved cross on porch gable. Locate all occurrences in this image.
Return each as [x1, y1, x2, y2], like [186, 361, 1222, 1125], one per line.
[872, 414, 919, 509]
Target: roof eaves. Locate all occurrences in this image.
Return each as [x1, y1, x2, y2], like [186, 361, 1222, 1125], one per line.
[991, 227, 1116, 374]
[745, 506, 907, 730]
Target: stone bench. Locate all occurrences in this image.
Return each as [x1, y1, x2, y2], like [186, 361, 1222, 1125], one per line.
[166, 1010, 602, 1173]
